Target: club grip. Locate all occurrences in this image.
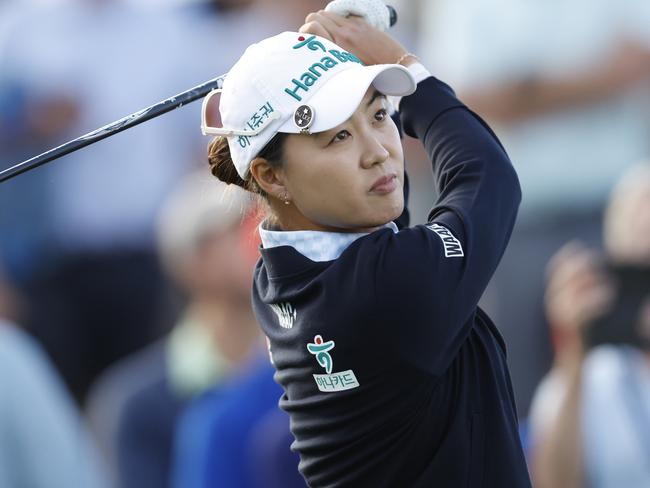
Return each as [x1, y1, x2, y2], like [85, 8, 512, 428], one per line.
[325, 0, 397, 32]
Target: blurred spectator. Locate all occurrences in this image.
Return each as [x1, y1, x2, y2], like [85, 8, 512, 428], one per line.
[423, 0, 650, 211]
[0, 265, 109, 488]
[0, 0, 208, 403]
[85, 171, 261, 488]
[249, 408, 305, 488]
[530, 163, 650, 488]
[0, 0, 328, 407]
[0, 1, 18, 56]
[172, 356, 305, 488]
[420, 0, 650, 415]
[0, 0, 56, 287]
[86, 337, 172, 488]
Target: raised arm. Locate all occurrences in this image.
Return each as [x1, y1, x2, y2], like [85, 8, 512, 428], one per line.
[399, 74, 522, 279]
[360, 75, 522, 374]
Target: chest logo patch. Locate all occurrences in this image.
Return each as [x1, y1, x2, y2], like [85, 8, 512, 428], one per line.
[426, 223, 464, 257]
[307, 335, 335, 373]
[270, 302, 296, 329]
[307, 335, 360, 393]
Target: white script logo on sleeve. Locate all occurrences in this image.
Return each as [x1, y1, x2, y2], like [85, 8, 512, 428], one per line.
[270, 302, 296, 329]
[426, 223, 464, 258]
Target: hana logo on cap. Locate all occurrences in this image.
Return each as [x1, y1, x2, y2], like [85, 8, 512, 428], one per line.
[200, 31, 416, 179]
[283, 34, 362, 103]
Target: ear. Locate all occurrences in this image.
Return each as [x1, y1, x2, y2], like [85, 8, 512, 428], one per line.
[249, 157, 287, 201]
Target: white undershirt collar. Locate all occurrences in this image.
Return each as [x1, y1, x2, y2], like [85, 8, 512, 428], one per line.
[259, 221, 398, 262]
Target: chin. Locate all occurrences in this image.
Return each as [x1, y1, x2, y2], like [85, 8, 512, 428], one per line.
[317, 199, 404, 232]
[381, 199, 404, 223]
[360, 201, 404, 229]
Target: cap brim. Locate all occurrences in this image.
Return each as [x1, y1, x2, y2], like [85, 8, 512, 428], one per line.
[277, 63, 416, 134]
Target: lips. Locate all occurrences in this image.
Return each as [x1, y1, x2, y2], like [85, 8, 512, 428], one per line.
[369, 173, 398, 194]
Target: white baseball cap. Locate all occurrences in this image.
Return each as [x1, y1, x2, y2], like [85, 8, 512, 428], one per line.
[201, 31, 416, 179]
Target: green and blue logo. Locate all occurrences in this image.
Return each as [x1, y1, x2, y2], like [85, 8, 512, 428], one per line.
[307, 334, 335, 374]
[284, 35, 362, 102]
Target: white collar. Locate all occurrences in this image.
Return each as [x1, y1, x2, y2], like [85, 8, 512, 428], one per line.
[259, 221, 399, 262]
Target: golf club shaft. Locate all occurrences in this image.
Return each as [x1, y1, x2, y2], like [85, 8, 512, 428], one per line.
[0, 74, 226, 183]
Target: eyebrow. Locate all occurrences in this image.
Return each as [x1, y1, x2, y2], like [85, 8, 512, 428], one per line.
[366, 89, 386, 107]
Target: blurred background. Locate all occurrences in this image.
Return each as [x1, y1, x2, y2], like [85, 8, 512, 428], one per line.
[1, 0, 649, 487]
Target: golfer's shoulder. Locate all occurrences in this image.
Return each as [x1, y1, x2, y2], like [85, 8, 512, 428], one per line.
[346, 224, 457, 283]
[355, 222, 457, 255]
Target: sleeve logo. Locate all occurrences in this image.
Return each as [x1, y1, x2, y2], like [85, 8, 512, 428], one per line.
[426, 223, 464, 257]
[270, 302, 296, 329]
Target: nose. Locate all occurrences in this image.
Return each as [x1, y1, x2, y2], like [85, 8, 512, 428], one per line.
[359, 131, 390, 169]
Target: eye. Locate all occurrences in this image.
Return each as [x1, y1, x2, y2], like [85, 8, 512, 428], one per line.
[374, 108, 388, 122]
[330, 130, 350, 144]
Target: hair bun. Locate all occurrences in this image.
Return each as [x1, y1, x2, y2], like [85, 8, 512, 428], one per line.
[207, 137, 248, 188]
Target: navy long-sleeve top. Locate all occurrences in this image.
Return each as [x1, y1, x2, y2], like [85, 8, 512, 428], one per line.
[252, 75, 531, 487]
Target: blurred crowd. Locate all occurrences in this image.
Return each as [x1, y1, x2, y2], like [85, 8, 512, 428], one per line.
[0, 0, 649, 487]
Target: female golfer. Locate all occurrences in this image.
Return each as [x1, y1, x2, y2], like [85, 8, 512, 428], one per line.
[202, 10, 531, 488]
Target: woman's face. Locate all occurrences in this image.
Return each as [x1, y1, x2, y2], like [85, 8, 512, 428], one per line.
[280, 88, 404, 232]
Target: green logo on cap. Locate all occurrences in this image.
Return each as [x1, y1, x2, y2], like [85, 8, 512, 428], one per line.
[285, 35, 362, 102]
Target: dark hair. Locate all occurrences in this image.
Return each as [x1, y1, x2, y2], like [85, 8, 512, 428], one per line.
[207, 133, 288, 196]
